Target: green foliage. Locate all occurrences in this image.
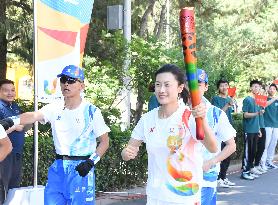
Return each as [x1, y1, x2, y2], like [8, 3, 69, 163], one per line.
[196, 0, 278, 98]
[83, 32, 177, 124]
[95, 125, 147, 191]
[21, 135, 55, 187]
[230, 113, 244, 160]
[129, 35, 173, 95]
[7, 0, 33, 64]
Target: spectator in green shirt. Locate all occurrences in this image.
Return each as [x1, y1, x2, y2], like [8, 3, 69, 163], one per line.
[254, 85, 267, 174]
[241, 80, 265, 180]
[261, 83, 278, 169]
[211, 79, 236, 187]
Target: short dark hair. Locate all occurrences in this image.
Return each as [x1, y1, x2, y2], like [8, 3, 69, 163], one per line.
[269, 83, 277, 91]
[216, 79, 229, 89]
[250, 79, 262, 87]
[0, 79, 14, 88]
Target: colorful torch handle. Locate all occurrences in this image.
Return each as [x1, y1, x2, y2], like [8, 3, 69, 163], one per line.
[179, 8, 204, 140]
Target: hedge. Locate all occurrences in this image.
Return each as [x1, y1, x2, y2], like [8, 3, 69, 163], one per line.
[21, 112, 275, 191]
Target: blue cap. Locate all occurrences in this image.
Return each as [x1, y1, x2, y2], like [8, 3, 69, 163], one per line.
[197, 68, 208, 83]
[57, 65, 85, 81]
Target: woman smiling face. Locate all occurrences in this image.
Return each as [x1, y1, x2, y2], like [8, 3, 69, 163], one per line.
[155, 72, 184, 106]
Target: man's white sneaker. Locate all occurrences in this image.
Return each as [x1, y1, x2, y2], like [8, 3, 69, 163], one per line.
[223, 178, 235, 186]
[251, 167, 263, 175]
[255, 165, 267, 174]
[260, 164, 269, 171]
[250, 172, 259, 178]
[241, 172, 254, 180]
[217, 179, 230, 188]
[266, 162, 278, 169]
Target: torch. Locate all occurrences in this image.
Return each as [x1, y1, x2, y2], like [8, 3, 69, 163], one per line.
[180, 7, 204, 140]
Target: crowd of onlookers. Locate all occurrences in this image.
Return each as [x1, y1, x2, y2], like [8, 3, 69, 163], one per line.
[239, 80, 278, 181]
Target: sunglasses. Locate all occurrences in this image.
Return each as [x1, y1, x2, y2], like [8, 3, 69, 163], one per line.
[59, 76, 81, 84]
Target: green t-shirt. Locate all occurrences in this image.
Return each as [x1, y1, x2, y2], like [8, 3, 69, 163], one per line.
[264, 97, 278, 128]
[148, 94, 160, 111]
[242, 96, 260, 133]
[211, 95, 233, 124]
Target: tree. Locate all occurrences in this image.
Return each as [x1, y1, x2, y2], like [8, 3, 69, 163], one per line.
[0, 0, 32, 79]
[0, 0, 7, 78]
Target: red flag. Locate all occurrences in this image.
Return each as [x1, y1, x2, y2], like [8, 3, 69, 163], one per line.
[227, 87, 236, 98]
[255, 95, 268, 107]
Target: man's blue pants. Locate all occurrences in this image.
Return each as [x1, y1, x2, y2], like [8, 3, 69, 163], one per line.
[44, 159, 95, 205]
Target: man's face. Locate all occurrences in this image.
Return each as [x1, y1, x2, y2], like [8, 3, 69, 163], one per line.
[198, 82, 208, 97]
[250, 83, 261, 95]
[0, 83, 16, 103]
[268, 85, 277, 97]
[59, 76, 84, 98]
[218, 82, 229, 95]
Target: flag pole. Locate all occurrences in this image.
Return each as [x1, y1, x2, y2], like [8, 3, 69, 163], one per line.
[33, 0, 39, 187]
[123, 0, 131, 129]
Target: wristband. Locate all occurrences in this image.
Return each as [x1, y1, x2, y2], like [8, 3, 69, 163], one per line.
[9, 116, 20, 126]
[89, 152, 100, 164]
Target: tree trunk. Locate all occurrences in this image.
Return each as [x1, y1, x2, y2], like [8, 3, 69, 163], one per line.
[132, 0, 158, 124]
[139, 0, 157, 37]
[155, 4, 166, 39]
[0, 0, 7, 79]
[134, 84, 145, 125]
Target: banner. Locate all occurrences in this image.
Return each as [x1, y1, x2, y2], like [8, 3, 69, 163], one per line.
[36, 0, 94, 102]
[255, 94, 268, 107]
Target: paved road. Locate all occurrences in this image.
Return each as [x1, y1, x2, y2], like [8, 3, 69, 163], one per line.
[217, 168, 278, 205]
[97, 167, 278, 205]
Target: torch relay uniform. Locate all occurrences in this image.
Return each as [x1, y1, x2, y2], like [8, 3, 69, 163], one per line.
[131, 103, 204, 205]
[39, 100, 110, 205]
[201, 98, 236, 205]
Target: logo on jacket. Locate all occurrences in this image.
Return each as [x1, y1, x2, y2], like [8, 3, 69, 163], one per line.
[149, 127, 155, 133]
